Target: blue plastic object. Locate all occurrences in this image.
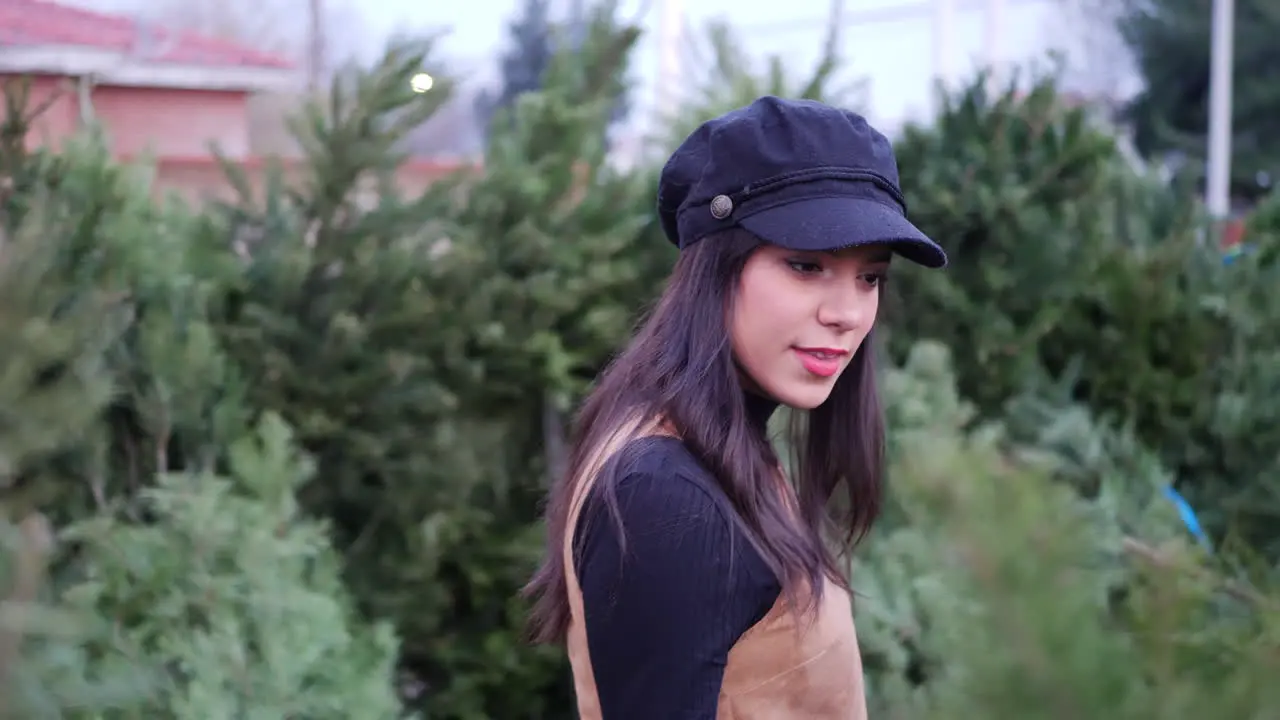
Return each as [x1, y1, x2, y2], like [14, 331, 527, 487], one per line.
[1162, 485, 1211, 550]
[1223, 243, 1254, 265]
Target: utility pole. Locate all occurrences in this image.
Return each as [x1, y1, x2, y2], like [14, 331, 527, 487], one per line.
[1206, 0, 1235, 218]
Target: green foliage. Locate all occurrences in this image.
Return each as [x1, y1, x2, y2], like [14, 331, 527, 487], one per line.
[476, 0, 631, 138]
[40, 414, 404, 719]
[0, 73, 405, 717]
[204, 15, 657, 716]
[0, 124, 147, 712]
[0, 158, 124, 512]
[0, 77, 198, 714]
[434, 2, 655, 412]
[1175, 240, 1280, 553]
[1115, 0, 1280, 199]
[890, 69, 1280, 555]
[886, 69, 1131, 417]
[1, 515, 158, 717]
[859, 342, 1280, 718]
[0, 77, 246, 523]
[1244, 187, 1280, 265]
[6, 418, 406, 719]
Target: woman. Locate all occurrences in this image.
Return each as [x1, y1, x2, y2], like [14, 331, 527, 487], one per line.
[524, 96, 947, 719]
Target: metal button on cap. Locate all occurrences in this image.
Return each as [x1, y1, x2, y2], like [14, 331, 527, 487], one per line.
[709, 194, 733, 219]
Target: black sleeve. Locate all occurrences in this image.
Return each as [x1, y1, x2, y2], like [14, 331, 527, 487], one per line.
[574, 468, 778, 720]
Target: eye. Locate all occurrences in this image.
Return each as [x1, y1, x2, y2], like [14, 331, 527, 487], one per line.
[786, 259, 823, 275]
[860, 271, 888, 288]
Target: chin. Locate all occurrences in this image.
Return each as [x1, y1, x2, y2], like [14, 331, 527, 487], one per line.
[771, 385, 835, 411]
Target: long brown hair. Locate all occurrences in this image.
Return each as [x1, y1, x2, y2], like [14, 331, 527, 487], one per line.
[523, 229, 886, 644]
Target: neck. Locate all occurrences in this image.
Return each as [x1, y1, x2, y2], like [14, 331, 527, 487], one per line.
[744, 388, 779, 435]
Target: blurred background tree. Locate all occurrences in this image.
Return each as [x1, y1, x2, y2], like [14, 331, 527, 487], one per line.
[1116, 0, 1280, 201]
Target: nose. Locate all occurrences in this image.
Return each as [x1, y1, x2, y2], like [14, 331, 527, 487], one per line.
[816, 285, 876, 332]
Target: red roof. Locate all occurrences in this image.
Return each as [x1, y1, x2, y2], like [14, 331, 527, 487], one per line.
[0, 0, 294, 69]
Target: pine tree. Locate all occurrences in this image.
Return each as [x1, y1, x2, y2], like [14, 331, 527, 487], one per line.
[0, 78, 159, 713]
[0, 76, 250, 522]
[883, 71, 1129, 420]
[1115, 0, 1280, 200]
[45, 414, 406, 719]
[0, 75, 406, 717]
[856, 341, 1280, 718]
[886, 70, 1280, 558]
[473, 0, 557, 137]
[204, 15, 650, 714]
[499, 0, 555, 108]
[475, 0, 631, 146]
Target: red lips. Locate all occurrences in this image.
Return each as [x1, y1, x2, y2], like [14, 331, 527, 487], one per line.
[793, 347, 847, 377]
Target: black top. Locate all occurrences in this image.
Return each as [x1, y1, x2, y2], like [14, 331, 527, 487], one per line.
[571, 395, 782, 719]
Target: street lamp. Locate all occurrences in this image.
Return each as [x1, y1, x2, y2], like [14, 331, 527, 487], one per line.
[411, 73, 434, 94]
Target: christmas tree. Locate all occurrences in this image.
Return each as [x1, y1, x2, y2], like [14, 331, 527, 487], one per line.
[204, 14, 653, 714]
[0, 74, 406, 716]
[857, 341, 1280, 717]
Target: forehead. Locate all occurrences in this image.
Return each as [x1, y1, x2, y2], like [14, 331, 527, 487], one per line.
[768, 243, 893, 263]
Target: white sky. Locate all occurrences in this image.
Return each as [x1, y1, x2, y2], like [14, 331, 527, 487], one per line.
[82, 0, 1141, 139]
[360, 0, 1140, 130]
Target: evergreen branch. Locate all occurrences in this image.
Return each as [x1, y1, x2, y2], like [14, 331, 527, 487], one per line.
[0, 513, 53, 712]
[1121, 536, 1274, 610]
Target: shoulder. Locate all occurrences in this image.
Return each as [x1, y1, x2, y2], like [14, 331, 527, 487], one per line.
[573, 436, 778, 593]
[585, 436, 737, 536]
[612, 436, 728, 500]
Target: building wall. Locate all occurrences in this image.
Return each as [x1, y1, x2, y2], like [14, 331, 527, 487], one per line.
[90, 84, 252, 159]
[5, 75, 253, 159]
[10, 75, 82, 150]
[3, 74, 463, 203]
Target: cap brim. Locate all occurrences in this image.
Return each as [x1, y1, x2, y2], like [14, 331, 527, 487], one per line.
[738, 197, 948, 268]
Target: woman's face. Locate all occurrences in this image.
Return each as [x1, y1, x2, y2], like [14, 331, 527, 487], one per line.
[730, 243, 890, 410]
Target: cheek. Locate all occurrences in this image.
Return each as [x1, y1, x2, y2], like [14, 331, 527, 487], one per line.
[730, 269, 804, 370]
[865, 290, 882, 327]
[731, 299, 766, 368]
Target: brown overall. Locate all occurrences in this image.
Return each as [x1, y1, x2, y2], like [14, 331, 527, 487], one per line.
[561, 423, 868, 720]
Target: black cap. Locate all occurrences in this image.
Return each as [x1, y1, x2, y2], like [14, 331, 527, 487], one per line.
[657, 96, 947, 269]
